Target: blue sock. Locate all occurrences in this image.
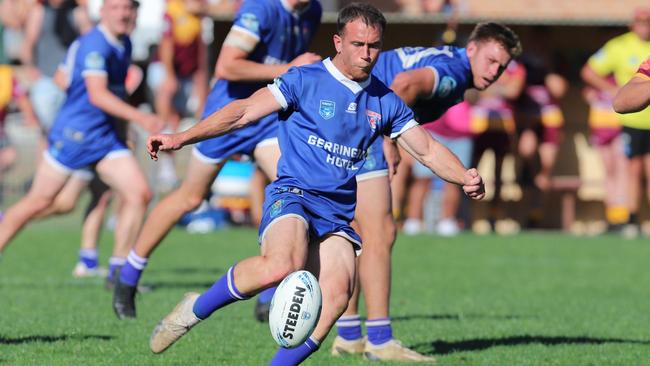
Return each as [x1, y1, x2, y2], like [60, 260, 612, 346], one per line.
[336, 314, 363, 341]
[366, 317, 392, 346]
[268, 336, 320, 366]
[119, 250, 148, 286]
[258, 287, 277, 304]
[79, 248, 98, 269]
[193, 265, 250, 319]
[108, 257, 126, 282]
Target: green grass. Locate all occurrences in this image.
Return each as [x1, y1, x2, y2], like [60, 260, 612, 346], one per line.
[1, 216, 650, 365]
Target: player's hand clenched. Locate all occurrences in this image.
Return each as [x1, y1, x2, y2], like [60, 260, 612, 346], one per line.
[147, 133, 183, 161]
[462, 168, 485, 200]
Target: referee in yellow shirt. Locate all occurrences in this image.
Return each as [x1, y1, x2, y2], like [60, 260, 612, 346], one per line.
[582, 7, 650, 238]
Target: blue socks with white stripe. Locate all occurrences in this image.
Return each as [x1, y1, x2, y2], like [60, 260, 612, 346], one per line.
[335, 315, 363, 340]
[79, 248, 99, 269]
[336, 315, 393, 345]
[107, 256, 126, 283]
[366, 317, 393, 345]
[119, 250, 148, 286]
[268, 336, 320, 366]
[193, 265, 250, 319]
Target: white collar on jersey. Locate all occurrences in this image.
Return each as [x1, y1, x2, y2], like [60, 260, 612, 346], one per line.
[323, 58, 371, 94]
[98, 24, 125, 51]
[280, 0, 311, 16]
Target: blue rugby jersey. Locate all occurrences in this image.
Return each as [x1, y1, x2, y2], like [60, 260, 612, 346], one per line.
[372, 46, 473, 123]
[49, 25, 131, 149]
[203, 0, 322, 118]
[267, 58, 417, 219]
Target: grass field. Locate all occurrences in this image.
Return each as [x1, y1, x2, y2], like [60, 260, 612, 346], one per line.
[1, 216, 650, 365]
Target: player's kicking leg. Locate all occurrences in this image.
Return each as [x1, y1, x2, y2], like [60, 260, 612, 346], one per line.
[149, 215, 310, 353]
[268, 235, 356, 365]
[149, 216, 357, 366]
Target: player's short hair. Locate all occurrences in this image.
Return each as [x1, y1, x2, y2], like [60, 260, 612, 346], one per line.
[337, 2, 386, 36]
[468, 22, 522, 58]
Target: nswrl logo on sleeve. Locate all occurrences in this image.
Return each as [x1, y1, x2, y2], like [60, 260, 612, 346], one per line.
[84, 52, 105, 70]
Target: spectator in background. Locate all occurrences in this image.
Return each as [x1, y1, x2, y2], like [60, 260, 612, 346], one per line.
[1, 0, 38, 64]
[147, 0, 209, 192]
[471, 59, 526, 234]
[582, 78, 628, 231]
[515, 50, 567, 226]
[21, 0, 92, 136]
[582, 8, 650, 238]
[0, 64, 39, 213]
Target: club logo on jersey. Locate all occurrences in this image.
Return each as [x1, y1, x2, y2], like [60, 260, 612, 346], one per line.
[366, 110, 381, 132]
[240, 13, 259, 33]
[346, 103, 357, 114]
[436, 76, 457, 98]
[319, 100, 336, 120]
[270, 199, 284, 218]
[84, 51, 105, 71]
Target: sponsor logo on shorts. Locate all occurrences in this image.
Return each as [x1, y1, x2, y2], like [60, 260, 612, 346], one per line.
[270, 199, 284, 218]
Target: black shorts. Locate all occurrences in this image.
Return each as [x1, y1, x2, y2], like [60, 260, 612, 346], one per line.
[621, 126, 650, 158]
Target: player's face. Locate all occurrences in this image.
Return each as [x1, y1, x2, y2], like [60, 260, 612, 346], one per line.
[126, 3, 138, 33]
[333, 19, 383, 81]
[467, 39, 511, 90]
[101, 0, 135, 36]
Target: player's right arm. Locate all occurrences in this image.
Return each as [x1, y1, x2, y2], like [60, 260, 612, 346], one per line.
[86, 75, 163, 133]
[147, 87, 282, 160]
[396, 125, 485, 200]
[214, 3, 320, 82]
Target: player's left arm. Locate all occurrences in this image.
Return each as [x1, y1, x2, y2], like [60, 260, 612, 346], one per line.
[613, 75, 650, 114]
[396, 125, 485, 200]
[147, 87, 282, 160]
[389, 67, 437, 107]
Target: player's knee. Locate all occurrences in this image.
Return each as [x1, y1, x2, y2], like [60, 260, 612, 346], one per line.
[183, 193, 205, 212]
[121, 187, 151, 208]
[363, 216, 396, 249]
[50, 198, 76, 215]
[382, 217, 397, 245]
[27, 194, 56, 213]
